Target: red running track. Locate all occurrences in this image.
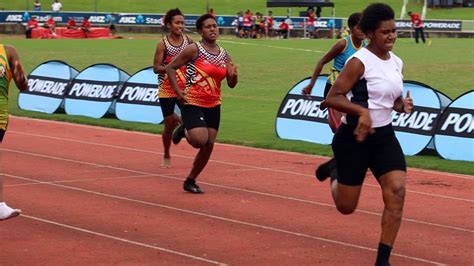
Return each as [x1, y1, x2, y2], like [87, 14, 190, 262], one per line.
[1, 116, 473, 265]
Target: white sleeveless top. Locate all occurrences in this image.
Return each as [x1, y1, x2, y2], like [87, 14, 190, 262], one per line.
[342, 48, 403, 128]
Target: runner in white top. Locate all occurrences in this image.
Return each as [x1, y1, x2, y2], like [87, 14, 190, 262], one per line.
[314, 3, 413, 266]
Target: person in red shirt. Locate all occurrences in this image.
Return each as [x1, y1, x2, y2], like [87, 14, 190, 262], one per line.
[81, 17, 92, 37]
[44, 16, 56, 35]
[166, 14, 238, 194]
[408, 11, 425, 44]
[266, 10, 273, 37]
[25, 16, 39, 38]
[278, 19, 289, 39]
[67, 17, 76, 29]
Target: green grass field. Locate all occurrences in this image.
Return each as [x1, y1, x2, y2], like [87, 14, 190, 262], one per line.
[2, 35, 473, 174]
[1, 0, 473, 20]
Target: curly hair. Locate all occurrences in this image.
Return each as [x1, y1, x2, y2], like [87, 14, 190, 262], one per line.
[196, 13, 216, 31]
[347, 12, 362, 29]
[359, 3, 395, 34]
[164, 8, 183, 26]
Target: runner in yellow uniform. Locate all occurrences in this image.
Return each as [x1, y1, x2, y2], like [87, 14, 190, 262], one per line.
[0, 44, 28, 221]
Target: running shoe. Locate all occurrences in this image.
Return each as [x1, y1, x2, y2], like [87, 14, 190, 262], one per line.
[315, 158, 337, 182]
[183, 178, 203, 194]
[172, 124, 185, 144]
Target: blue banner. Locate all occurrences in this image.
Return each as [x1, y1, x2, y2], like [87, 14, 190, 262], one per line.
[0, 11, 343, 29]
[434, 91, 474, 161]
[64, 64, 129, 119]
[19, 60, 78, 114]
[115, 67, 164, 124]
[276, 75, 333, 145]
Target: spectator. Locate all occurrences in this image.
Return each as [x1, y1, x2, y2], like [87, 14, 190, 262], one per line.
[307, 7, 316, 38]
[265, 10, 274, 38]
[278, 19, 289, 39]
[44, 15, 56, 36]
[33, 0, 41, 11]
[81, 17, 92, 37]
[67, 17, 76, 29]
[408, 11, 426, 43]
[208, 8, 216, 18]
[51, 0, 62, 12]
[25, 15, 39, 38]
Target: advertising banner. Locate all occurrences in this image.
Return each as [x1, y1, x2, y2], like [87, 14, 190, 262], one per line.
[392, 81, 451, 156]
[276, 76, 333, 144]
[0, 11, 344, 29]
[19, 60, 78, 114]
[434, 91, 474, 161]
[115, 67, 164, 124]
[64, 64, 129, 119]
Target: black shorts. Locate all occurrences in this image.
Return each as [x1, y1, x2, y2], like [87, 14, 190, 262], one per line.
[182, 105, 220, 131]
[159, 97, 181, 117]
[0, 129, 5, 143]
[332, 123, 406, 186]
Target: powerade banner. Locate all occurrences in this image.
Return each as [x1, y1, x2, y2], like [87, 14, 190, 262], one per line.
[19, 60, 78, 114]
[434, 91, 474, 161]
[115, 67, 164, 124]
[396, 20, 462, 32]
[64, 64, 129, 119]
[392, 81, 451, 156]
[276, 75, 333, 144]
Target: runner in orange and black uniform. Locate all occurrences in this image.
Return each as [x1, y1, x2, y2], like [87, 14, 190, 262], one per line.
[166, 14, 238, 194]
[0, 44, 28, 221]
[153, 8, 193, 168]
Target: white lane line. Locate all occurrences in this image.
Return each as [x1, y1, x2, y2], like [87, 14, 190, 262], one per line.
[5, 172, 187, 187]
[5, 131, 474, 202]
[219, 39, 325, 53]
[9, 173, 443, 265]
[21, 215, 224, 265]
[10, 116, 473, 180]
[2, 149, 472, 233]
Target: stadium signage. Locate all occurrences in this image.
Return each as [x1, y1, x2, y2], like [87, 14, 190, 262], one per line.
[278, 95, 327, 123]
[64, 64, 129, 119]
[434, 91, 474, 161]
[118, 84, 158, 104]
[19, 60, 78, 114]
[276, 76, 334, 145]
[396, 20, 462, 31]
[392, 106, 440, 135]
[115, 67, 165, 124]
[67, 80, 117, 101]
[27, 76, 68, 98]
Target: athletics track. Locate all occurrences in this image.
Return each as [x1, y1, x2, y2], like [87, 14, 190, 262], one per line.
[0, 116, 472, 265]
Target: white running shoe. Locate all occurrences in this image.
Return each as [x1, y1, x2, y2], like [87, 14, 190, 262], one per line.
[0, 202, 22, 221]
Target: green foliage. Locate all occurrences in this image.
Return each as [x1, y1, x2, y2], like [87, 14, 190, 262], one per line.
[0, 0, 472, 19]
[2, 36, 473, 175]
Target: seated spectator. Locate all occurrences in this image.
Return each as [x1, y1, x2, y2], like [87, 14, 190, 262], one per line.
[34, 0, 41, 11]
[25, 15, 39, 38]
[81, 17, 92, 37]
[278, 19, 289, 39]
[44, 15, 56, 35]
[67, 17, 77, 29]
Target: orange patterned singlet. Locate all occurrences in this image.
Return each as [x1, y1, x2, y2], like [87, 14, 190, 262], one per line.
[184, 42, 229, 108]
[158, 35, 190, 98]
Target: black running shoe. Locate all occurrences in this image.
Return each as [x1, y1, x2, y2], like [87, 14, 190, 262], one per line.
[172, 124, 185, 144]
[183, 178, 203, 194]
[315, 158, 337, 182]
